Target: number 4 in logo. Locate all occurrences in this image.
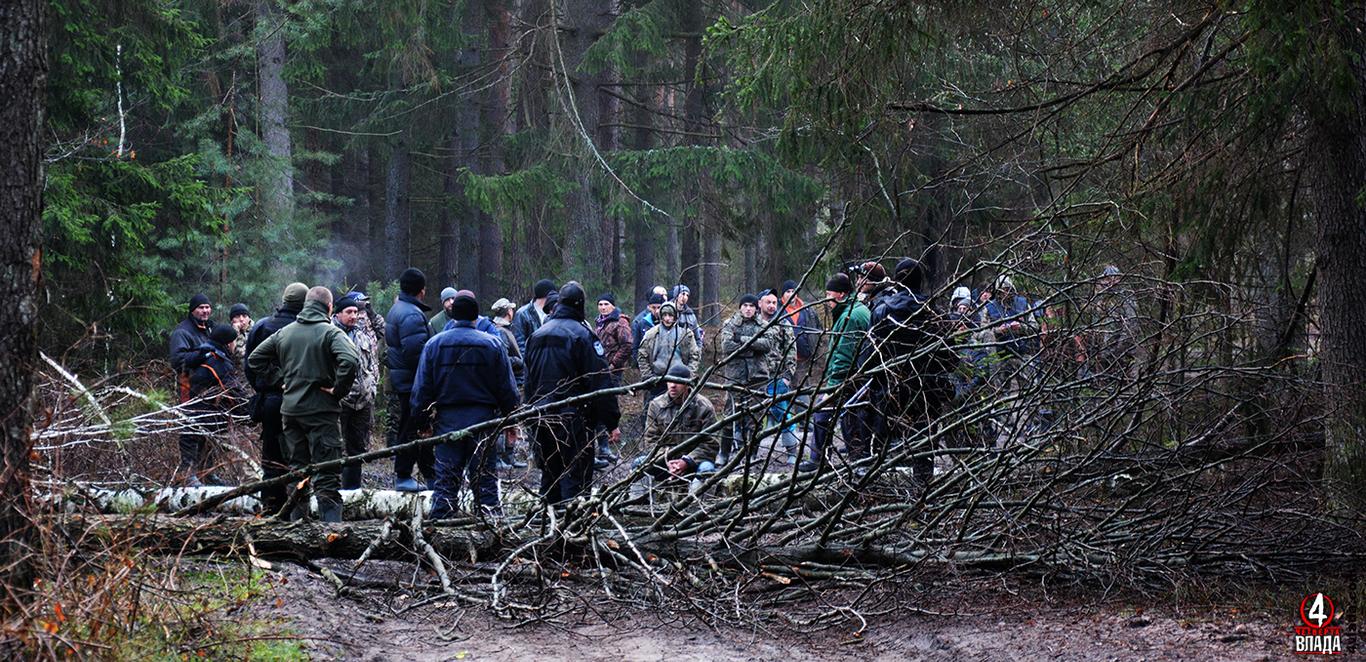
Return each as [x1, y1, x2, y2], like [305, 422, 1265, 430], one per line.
[1300, 593, 1335, 629]
[1309, 594, 1329, 627]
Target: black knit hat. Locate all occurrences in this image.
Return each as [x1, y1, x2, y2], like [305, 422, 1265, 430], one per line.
[894, 258, 926, 291]
[558, 282, 586, 312]
[533, 279, 557, 300]
[739, 293, 759, 307]
[229, 303, 250, 319]
[666, 363, 692, 380]
[209, 324, 237, 346]
[399, 268, 426, 295]
[597, 291, 616, 305]
[335, 296, 360, 313]
[648, 292, 665, 305]
[824, 273, 853, 294]
[188, 293, 211, 312]
[450, 290, 479, 321]
[781, 279, 799, 293]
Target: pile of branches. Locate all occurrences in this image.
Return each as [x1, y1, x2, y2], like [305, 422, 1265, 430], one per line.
[26, 263, 1366, 626]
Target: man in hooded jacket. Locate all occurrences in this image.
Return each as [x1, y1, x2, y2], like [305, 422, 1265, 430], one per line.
[249, 286, 360, 522]
[244, 282, 308, 512]
[180, 324, 249, 486]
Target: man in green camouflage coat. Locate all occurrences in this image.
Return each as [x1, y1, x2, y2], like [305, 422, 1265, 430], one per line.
[633, 364, 720, 479]
[334, 294, 380, 489]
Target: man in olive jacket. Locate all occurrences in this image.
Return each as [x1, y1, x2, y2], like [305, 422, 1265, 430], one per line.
[248, 286, 360, 522]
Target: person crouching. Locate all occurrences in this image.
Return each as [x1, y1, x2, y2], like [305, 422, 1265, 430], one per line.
[632, 364, 720, 481]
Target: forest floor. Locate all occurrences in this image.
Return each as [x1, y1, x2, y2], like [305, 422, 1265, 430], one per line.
[224, 556, 1307, 661]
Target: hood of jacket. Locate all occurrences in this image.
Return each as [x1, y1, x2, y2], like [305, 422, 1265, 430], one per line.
[296, 299, 332, 324]
[188, 342, 231, 369]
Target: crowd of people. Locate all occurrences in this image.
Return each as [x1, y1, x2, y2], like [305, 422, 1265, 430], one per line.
[165, 258, 1141, 521]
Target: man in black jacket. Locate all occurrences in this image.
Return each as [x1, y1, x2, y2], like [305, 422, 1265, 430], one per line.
[385, 268, 435, 492]
[169, 293, 215, 399]
[180, 324, 249, 486]
[524, 282, 621, 503]
[856, 259, 955, 483]
[512, 278, 557, 356]
[244, 282, 308, 512]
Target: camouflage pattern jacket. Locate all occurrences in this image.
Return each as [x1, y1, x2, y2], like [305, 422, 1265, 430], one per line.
[336, 311, 380, 410]
[645, 391, 720, 470]
[760, 314, 797, 383]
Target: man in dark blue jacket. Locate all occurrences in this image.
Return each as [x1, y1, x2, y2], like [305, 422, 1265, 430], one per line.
[631, 292, 664, 357]
[385, 267, 435, 492]
[855, 259, 956, 483]
[524, 282, 621, 503]
[243, 282, 307, 512]
[512, 278, 556, 355]
[412, 292, 521, 519]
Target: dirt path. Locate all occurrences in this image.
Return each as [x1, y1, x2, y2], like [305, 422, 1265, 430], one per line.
[244, 560, 1308, 661]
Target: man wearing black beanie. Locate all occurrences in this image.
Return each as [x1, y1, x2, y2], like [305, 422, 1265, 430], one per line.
[386, 267, 436, 492]
[512, 278, 557, 355]
[799, 271, 872, 473]
[176, 321, 250, 487]
[169, 293, 215, 389]
[523, 281, 621, 503]
[411, 290, 520, 519]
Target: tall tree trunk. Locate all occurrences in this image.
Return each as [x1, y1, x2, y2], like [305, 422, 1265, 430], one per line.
[478, 0, 511, 298]
[438, 132, 461, 290]
[340, 148, 373, 288]
[0, 0, 46, 609]
[255, 0, 293, 237]
[384, 142, 412, 280]
[703, 230, 722, 324]
[1315, 9, 1366, 515]
[628, 66, 656, 310]
[559, 0, 611, 288]
[680, 0, 712, 310]
[365, 145, 385, 285]
[598, 0, 622, 290]
[515, 0, 552, 284]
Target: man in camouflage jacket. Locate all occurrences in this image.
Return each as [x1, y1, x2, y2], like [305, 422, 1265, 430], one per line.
[635, 364, 720, 479]
[335, 294, 380, 489]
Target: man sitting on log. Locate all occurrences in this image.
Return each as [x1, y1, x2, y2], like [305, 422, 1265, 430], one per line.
[411, 290, 521, 520]
[632, 364, 721, 481]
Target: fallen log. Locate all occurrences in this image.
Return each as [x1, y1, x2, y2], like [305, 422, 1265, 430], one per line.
[43, 484, 545, 519]
[61, 513, 507, 563]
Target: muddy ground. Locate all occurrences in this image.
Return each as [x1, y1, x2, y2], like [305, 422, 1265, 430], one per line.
[230, 558, 1328, 661]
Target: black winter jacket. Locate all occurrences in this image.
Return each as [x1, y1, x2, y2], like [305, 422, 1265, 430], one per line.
[244, 305, 301, 394]
[187, 341, 249, 411]
[524, 304, 621, 430]
[169, 316, 213, 374]
[385, 293, 432, 394]
[511, 302, 543, 356]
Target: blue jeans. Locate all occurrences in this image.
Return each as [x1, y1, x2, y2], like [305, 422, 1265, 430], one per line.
[429, 432, 499, 519]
